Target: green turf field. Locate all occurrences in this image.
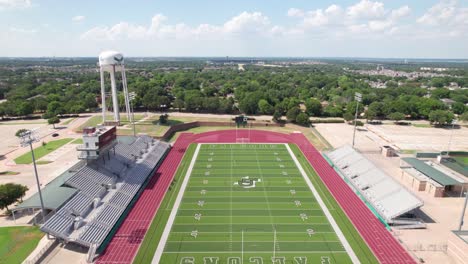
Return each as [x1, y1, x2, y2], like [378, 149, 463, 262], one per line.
[155, 143, 356, 264]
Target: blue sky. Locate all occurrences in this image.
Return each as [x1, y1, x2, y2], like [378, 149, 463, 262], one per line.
[0, 0, 467, 58]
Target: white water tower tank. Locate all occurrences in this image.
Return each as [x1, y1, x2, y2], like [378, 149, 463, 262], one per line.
[99, 50, 124, 67]
[98, 50, 131, 125]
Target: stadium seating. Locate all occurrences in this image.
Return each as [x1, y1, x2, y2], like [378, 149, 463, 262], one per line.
[326, 145, 423, 223]
[41, 136, 170, 248]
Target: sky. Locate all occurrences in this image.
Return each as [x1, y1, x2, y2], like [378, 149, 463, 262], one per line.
[0, 0, 467, 58]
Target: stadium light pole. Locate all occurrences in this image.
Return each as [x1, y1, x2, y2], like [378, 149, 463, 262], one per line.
[446, 119, 457, 156]
[129, 92, 136, 137]
[459, 190, 468, 231]
[352, 92, 362, 148]
[20, 130, 47, 223]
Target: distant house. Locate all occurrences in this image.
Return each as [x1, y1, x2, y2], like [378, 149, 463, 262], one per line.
[440, 98, 455, 106]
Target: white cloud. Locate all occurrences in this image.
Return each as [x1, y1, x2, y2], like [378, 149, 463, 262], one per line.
[82, 11, 273, 41]
[417, 0, 467, 26]
[325, 4, 343, 17]
[391, 6, 411, 19]
[9, 27, 36, 34]
[72, 15, 85, 22]
[347, 0, 386, 19]
[288, 1, 409, 34]
[223, 12, 270, 34]
[287, 8, 304, 18]
[0, 0, 31, 10]
[303, 9, 329, 27]
[415, 0, 468, 38]
[73, 1, 468, 58]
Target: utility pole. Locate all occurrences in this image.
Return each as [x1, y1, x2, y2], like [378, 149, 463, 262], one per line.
[352, 92, 362, 148]
[20, 130, 47, 223]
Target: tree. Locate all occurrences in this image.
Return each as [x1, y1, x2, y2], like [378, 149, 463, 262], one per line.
[367, 102, 384, 121]
[323, 105, 343, 117]
[429, 110, 454, 125]
[272, 110, 282, 123]
[15, 129, 28, 138]
[304, 98, 322, 116]
[286, 107, 301, 122]
[16, 101, 34, 116]
[46, 101, 65, 116]
[452, 102, 466, 115]
[258, 99, 274, 115]
[173, 98, 184, 112]
[459, 112, 468, 122]
[295, 112, 310, 126]
[238, 93, 261, 114]
[388, 112, 405, 123]
[343, 112, 354, 122]
[0, 183, 29, 213]
[159, 114, 169, 124]
[48, 116, 60, 128]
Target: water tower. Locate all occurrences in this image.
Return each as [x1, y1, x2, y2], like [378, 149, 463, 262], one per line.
[98, 50, 132, 125]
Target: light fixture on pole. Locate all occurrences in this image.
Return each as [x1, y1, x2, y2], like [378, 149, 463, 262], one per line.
[129, 92, 136, 137]
[19, 129, 47, 223]
[352, 92, 362, 148]
[446, 119, 457, 157]
[459, 189, 468, 231]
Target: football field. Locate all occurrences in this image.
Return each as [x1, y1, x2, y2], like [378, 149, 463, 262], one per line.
[152, 143, 357, 264]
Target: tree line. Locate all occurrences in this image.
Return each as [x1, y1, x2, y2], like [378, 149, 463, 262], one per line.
[0, 61, 467, 126]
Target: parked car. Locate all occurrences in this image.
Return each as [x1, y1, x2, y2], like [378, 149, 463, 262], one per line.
[52, 133, 59, 137]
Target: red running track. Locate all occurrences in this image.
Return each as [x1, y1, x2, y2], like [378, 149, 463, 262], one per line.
[97, 130, 415, 264]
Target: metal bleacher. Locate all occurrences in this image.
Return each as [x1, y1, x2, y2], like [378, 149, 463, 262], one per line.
[327, 145, 424, 227]
[41, 136, 170, 248]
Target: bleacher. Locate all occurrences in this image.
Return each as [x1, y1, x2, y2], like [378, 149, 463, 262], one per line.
[326, 145, 424, 226]
[41, 136, 170, 248]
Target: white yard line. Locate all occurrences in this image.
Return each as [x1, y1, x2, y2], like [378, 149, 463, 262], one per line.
[151, 144, 201, 264]
[170, 231, 338, 234]
[163, 251, 347, 254]
[285, 144, 361, 264]
[165, 240, 341, 243]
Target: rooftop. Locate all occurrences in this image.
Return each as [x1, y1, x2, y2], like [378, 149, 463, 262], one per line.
[401, 158, 461, 186]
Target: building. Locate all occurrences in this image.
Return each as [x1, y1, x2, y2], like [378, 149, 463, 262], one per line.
[400, 157, 468, 197]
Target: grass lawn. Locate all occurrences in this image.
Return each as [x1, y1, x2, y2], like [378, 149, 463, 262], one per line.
[453, 156, 468, 165]
[76, 114, 145, 132]
[14, 138, 73, 164]
[400, 149, 417, 154]
[0, 171, 20, 175]
[36, 160, 52, 165]
[61, 118, 76, 125]
[0, 226, 44, 264]
[413, 124, 431, 128]
[117, 119, 185, 137]
[70, 138, 83, 144]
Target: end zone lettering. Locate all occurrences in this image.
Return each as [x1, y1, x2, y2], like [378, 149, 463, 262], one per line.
[180, 256, 332, 264]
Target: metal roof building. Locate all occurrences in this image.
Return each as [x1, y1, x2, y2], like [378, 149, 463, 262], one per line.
[401, 158, 460, 186]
